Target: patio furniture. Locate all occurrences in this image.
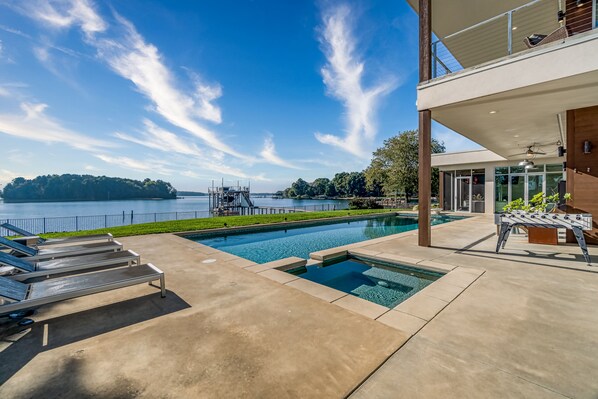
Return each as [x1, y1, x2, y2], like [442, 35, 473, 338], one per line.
[1, 222, 113, 246]
[495, 211, 593, 265]
[0, 263, 166, 316]
[524, 26, 569, 49]
[0, 236, 122, 261]
[0, 250, 140, 282]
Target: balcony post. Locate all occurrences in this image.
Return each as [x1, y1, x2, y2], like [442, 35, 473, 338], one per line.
[418, 0, 432, 247]
[507, 11, 513, 55]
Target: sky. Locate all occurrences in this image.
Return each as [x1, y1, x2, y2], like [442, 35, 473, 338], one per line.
[0, 0, 480, 192]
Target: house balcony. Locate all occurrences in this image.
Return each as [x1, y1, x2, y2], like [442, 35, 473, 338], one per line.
[409, 0, 598, 160]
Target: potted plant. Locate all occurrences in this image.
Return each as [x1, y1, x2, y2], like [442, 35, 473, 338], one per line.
[502, 192, 572, 245]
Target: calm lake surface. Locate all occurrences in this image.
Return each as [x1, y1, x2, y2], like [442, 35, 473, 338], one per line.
[0, 197, 349, 219]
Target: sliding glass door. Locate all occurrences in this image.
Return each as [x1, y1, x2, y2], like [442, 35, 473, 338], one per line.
[455, 177, 471, 212]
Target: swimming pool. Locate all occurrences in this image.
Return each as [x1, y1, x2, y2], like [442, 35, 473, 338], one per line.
[286, 256, 443, 308]
[188, 213, 463, 264]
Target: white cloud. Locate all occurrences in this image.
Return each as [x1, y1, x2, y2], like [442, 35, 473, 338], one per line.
[15, 0, 106, 37]
[84, 164, 101, 171]
[113, 120, 269, 180]
[0, 102, 114, 151]
[95, 154, 173, 175]
[180, 170, 201, 178]
[0, 169, 33, 186]
[91, 14, 243, 158]
[114, 119, 203, 157]
[259, 135, 300, 169]
[315, 4, 398, 158]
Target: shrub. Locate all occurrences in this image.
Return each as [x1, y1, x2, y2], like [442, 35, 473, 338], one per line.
[349, 198, 383, 210]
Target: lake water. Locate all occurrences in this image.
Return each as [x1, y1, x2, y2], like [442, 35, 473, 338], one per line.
[0, 197, 349, 219]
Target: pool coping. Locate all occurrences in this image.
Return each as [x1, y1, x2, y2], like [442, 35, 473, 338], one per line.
[184, 213, 484, 338]
[173, 211, 402, 238]
[173, 211, 468, 240]
[242, 252, 485, 338]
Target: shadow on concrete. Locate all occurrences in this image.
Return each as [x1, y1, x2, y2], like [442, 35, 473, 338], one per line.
[434, 243, 597, 273]
[0, 291, 190, 386]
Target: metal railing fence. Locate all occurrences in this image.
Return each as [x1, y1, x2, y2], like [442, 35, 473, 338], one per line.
[0, 204, 348, 236]
[431, 0, 560, 78]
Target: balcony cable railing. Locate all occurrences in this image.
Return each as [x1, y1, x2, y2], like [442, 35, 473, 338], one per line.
[430, 0, 594, 79]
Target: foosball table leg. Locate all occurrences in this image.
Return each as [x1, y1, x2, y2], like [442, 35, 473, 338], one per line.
[502, 225, 513, 249]
[496, 223, 511, 253]
[571, 227, 592, 265]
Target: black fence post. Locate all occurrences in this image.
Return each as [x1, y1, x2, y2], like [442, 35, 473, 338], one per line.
[105, 214, 107, 228]
[43, 217, 46, 233]
[130, 210, 133, 225]
[76, 216, 79, 231]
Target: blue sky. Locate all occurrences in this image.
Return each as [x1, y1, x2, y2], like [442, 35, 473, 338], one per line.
[0, 0, 479, 192]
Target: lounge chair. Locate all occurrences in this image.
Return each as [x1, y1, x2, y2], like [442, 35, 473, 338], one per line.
[0, 263, 165, 315]
[524, 26, 569, 49]
[1, 222, 113, 246]
[0, 236, 122, 261]
[0, 250, 140, 282]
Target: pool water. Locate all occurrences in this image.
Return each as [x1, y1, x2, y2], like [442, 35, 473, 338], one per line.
[288, 257, 443, 308]
[190, 214, 462, 264]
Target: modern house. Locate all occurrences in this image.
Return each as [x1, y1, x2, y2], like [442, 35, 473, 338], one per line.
[411, 0, 598, 245]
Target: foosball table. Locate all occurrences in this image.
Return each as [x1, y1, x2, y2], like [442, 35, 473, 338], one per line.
[494, 211, 593, 265]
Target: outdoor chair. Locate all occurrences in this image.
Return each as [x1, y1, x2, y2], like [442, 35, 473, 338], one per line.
[0, 250, 140, 282]
[0, 263, 166, 316]
[1, 222, 113, 246]
[0, 236, 122, 261]
[524, 26, 569, 49]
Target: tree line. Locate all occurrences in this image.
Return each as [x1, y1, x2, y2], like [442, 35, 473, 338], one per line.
[1, 174, 177, 202]
[280, 130, 445, 201]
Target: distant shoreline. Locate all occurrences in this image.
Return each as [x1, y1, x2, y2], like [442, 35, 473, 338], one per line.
[1, 197, 177, 204]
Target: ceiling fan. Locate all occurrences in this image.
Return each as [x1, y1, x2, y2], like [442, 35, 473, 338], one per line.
[510, 145, 547, 158]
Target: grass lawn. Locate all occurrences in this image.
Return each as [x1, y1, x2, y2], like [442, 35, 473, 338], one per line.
[42, 209, 402, 238]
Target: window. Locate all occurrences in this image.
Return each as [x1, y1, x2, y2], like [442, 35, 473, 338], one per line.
[493, 163, 565, 212]
[495, 175, 509, 212]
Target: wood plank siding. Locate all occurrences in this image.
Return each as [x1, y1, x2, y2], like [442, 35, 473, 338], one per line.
[565, 0, 594, 35]
[566, 105, 598, 245]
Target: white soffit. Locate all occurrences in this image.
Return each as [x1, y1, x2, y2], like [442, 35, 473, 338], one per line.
[431, 149, 506, 167]
[431, 70, 598, 159]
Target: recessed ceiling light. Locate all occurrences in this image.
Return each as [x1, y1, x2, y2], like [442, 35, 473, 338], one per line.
[513, 134, 520, 138]
[512, 26, 518, 30]
[489, 110, 497, 114]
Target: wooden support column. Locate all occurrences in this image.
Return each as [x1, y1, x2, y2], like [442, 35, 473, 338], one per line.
[418, 0, 432, 247]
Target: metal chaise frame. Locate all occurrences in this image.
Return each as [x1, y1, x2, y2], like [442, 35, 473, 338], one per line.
[0, 236, 122, 261]
[1, 222, 113, 246]
[0, 263, 166, 315]
[0, 250, 141, 281]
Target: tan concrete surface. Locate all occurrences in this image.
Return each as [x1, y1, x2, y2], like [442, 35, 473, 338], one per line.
[285, 279, 347, 303]
[332, 295, 389, 320]
[376, 310, 427, 336]
[3, 214, 598, 398]
[0, 234, 406, 399]
[351, 215, 598, 399]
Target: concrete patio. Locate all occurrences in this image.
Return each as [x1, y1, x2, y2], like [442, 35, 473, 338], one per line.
[1, 214, 597, 398]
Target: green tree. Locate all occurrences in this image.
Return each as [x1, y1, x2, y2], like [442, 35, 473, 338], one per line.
[365, 130, 445, 202]
[332, 172, 350, 197]
[324, 182, 337, 197]
[346, 172, 366, 197]
[2, 175, 177, 202]
[311, 178, 330, 196]
[291, 178, 310, 197]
